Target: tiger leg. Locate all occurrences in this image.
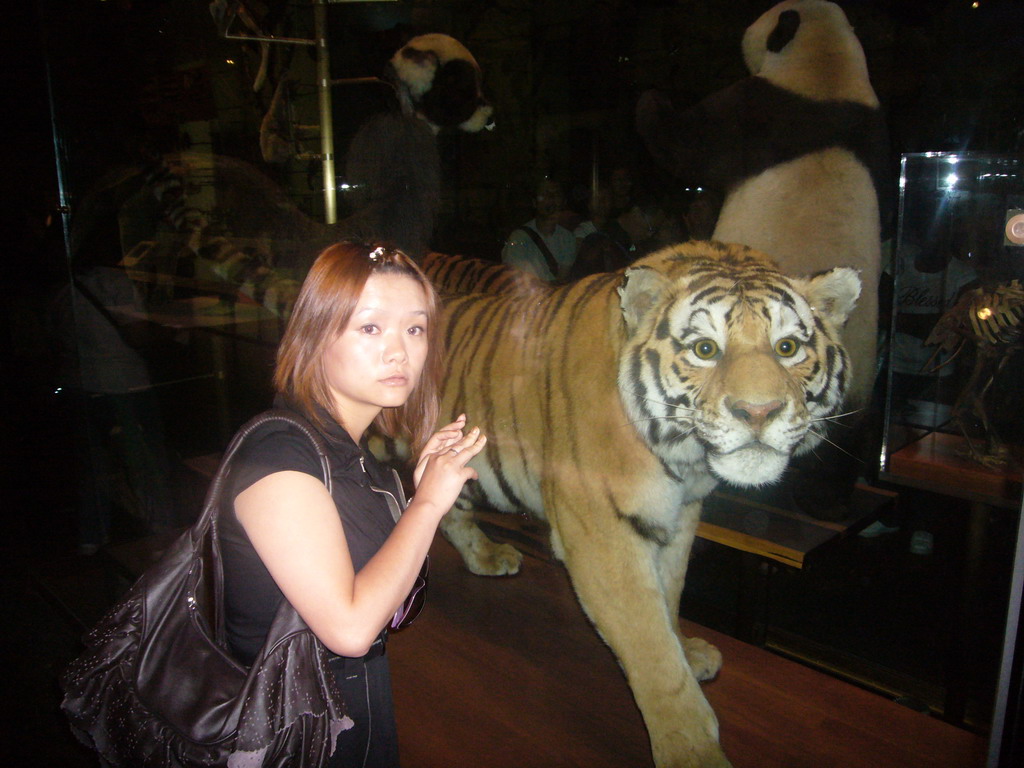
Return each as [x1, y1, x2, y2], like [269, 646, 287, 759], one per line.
[439, 501, 524, 576]
[556, 506, 731, 768]
[658, 501, 722, 682]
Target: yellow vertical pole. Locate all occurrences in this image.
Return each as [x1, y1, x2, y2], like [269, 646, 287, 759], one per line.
[314, 0, 336, 224]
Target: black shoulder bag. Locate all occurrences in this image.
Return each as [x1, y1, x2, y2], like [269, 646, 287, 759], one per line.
[60, 409, 352, 767]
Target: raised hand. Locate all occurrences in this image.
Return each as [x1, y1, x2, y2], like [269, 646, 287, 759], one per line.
[412, 414, 487, 518]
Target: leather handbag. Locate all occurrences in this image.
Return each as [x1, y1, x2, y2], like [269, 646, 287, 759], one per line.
[60, 409, 353, 767]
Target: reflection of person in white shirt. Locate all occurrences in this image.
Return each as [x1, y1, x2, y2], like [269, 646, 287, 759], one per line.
[890, 240, 976, 427]
[501, 179, 576, 282]
[53, 223, 176, 554]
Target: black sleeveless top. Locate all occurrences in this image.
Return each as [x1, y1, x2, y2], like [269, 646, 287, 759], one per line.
[220, 397, 404, 665]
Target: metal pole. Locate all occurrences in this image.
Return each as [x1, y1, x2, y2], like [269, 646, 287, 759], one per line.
[314, 0, 336, 224]
[987, 498, 1024, 768]
[223, 32, 315, 46]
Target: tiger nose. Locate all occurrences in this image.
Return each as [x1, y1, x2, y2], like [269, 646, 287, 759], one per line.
[728, 398, 784, 431]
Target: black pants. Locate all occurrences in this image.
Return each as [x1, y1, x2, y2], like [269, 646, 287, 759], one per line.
[328, 653, 400, 768]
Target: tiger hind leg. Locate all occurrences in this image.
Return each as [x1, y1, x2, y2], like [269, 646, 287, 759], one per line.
[440, 502, 524, 576]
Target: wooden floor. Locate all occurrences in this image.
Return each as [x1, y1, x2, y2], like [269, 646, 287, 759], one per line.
[388, 537, 988, 768]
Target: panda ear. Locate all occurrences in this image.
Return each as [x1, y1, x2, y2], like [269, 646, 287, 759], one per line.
[766, 9, 801, 53]
[797, 267, 861, 327]
[392, 46, 440, 99]
[619, 265, 670, 334]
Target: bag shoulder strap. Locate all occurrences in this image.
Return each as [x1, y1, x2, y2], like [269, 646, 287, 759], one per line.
[198, 409, 331, 536]
[199, 410, 332, 646]
[519, 225, 562, 279]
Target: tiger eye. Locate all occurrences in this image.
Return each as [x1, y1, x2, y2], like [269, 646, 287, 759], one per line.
[774, 337, 800, 357]
[692, 338, 719, 360]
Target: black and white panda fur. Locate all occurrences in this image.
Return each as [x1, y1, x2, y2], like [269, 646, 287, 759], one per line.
[388, 33, 495, 134]
[638, 0, 888, 411]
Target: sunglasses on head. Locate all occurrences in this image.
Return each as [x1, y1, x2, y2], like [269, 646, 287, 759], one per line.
[390, 556, 429, 631]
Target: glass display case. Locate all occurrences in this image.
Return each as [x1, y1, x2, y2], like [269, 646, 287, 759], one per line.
[881, 153, 1024, 731]
[882, 153, 1024, 508]
[15, 3, 1024, 765]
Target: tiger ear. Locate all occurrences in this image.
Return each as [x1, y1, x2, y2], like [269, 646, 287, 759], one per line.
[797, 267, 862, 327]
[618, 265, 670, 334]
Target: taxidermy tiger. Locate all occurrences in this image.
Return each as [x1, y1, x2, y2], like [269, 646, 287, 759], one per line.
[421, 241, 860, 768]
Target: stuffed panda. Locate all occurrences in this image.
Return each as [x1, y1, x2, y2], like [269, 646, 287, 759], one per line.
[637, 0, 888, 412]
[388, 33, 495, 134]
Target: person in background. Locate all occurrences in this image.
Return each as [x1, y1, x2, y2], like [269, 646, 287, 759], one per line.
[570, 186, 629, 278]
[612, 196, 672, 259]
[573, 186, 613, 249]
[501, 178, 576, 282]
[53, 218, 175, 554]
[608, 165, 634, 218]
[221, 241, 486, 767]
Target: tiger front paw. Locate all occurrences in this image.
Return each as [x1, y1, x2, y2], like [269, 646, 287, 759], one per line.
[683, 636, 723, 682]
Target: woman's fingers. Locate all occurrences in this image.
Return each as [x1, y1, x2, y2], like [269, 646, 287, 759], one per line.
[445, 428, 486, 461]
[441, 413, 467, 430]
[422, 414, 468, 454]
[434, 414, 467, 440]
[411, 425, 486, 512]
[413, 418, 482, 489]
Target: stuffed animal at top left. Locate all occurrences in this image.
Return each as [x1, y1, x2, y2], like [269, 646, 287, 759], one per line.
[387, 33, 495, 134]
[340, 33, 495, 257]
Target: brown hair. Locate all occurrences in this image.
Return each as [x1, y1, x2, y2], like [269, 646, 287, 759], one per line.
[274, 241, 443, 453]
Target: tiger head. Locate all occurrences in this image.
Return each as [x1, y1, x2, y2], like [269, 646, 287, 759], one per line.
[617, 241, 860, 487]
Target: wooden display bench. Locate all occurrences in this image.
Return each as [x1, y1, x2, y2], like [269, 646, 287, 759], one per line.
[475, 483, 897, 645]
[883, 429, 1022, 509]
[697, 483, 897, 645]
[476, 483, 897, 569]
[699, 483, 898, 570]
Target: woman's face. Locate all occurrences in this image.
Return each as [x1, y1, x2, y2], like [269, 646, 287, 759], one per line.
[323, 272, 430, 435]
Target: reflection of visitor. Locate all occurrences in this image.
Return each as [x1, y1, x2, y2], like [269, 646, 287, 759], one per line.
[890, 240, 975, 428]
[501, 178, 576, 282]
[573, 187, 612, 247]
[611, 198, 672, 259]
[681, 191, 720, 241]
[608, 165, 634, 217]
[53, 225, 175, 554]
[571, 187, 629, 278]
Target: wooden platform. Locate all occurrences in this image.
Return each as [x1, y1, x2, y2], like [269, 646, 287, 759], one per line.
[699, 484, 897, 569]
[885, 430, 1022, 508]
[388, 538, 987, 768]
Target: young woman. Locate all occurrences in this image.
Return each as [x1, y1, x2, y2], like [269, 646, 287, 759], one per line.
[219, 241, 485, 767]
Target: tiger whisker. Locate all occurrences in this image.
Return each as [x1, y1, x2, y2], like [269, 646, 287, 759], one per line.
[649, 403, 700, 415]
[809, 418, 853, 429]
[806, 425, 865, 465]
[625, 416, 696, 428]
[810, 407, 863, 425]
[637, 394, 700, 414]
[804, 442, 823, 463]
